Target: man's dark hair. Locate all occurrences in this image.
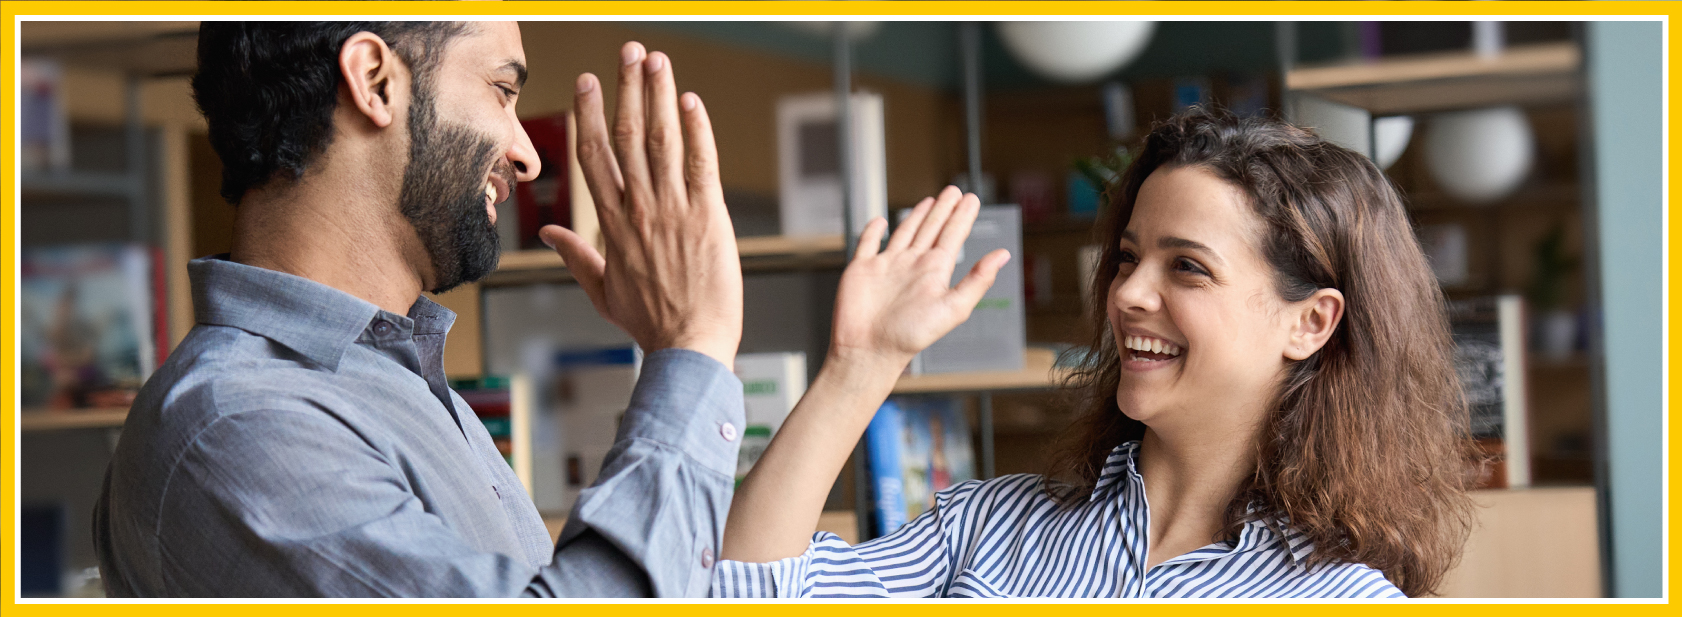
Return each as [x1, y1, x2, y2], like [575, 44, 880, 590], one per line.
[193, 22, 470, 205]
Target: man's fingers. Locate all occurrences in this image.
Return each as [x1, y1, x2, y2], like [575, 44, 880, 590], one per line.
[613, 42, 656, 211]
[680, 92, 725, 208]
[886, 197, 933, 252]
[540, 225, 611, 316]
[933, 193, 981, 254]
[912, 185, 964, 250]
[643, 52, 687, 203]
[574, 73, 625, 220]
[853, 217, 887, 261]
[951, 249, 1010, 309]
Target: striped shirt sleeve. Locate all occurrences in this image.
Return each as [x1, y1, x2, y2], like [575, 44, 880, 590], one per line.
[712, 481, 981, 598]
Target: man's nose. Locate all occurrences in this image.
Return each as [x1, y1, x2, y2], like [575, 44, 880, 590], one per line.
[508, 118, 541, 182]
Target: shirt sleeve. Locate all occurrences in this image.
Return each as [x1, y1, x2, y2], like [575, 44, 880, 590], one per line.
[711, 480, 985, 598]
[555, 348, 745, 597]
[152, 348, 743, 597]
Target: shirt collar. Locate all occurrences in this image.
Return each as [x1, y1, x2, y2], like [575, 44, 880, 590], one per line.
[190, 256, 455, 370]
[1089, 440, 1142, 501]
[1091, 439, 1317, 567]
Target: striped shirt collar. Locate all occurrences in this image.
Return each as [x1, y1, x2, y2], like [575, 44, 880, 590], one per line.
[1089, 440, 1318, 567]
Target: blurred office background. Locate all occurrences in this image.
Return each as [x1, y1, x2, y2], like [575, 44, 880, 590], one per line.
[16, 19, 1662, 598]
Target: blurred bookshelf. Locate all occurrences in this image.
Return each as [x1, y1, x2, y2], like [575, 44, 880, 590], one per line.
[20, 408, 130, 432]
[1286, 41, 1580, 114]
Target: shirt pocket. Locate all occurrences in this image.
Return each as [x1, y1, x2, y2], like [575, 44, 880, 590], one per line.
[946, 568, 1014, 598]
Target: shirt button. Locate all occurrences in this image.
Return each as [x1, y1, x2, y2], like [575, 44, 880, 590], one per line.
[700, 547, 715, 568]
[373, 321, 394, 336]
[720, 422, 737, 442]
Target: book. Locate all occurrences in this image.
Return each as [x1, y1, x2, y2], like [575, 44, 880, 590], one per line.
[732, 352, 808, 485]
[21, 58, 70, 174]
[1447, 295, 1530, 488]
[864, 396, 976, 537]
[776, 91, 887, 240]
[553, 347, 641, 510]
[19, 244, 160, 410]
[511, 111, 599, 253]
[908, 205, 1026, 375]
[451, 375, 533, 493]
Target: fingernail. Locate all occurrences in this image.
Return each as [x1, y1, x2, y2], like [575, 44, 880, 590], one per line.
[645, 53, 664, 73]
[540, 232, 556, 248]
[622, 43, 642, 66]
[681, 92, 697, 111]
[576, 74, 594, 94]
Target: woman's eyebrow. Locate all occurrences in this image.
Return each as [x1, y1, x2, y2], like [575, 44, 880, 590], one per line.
[1161, 235, 1226, 266]
[1123, 230, 1226, 265]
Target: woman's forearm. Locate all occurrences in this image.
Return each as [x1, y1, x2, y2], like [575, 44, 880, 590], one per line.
[721, 351, 906, 562]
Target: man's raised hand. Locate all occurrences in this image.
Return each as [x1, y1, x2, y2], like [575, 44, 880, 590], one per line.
[540, 42, 742, 370]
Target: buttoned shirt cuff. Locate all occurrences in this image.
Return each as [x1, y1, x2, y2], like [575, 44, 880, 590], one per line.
[617, 348, 745, 482]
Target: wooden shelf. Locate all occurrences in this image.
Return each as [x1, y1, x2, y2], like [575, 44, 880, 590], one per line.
[892, 347, 1065, 394]
[1287, 42, 1581, 115]
[21, 407, 129, 431]
[494, 233, 846, 273]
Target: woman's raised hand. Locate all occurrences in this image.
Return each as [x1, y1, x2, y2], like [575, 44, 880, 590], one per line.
[723, 185, 1009, 563]
[829, 185, 1011, 368]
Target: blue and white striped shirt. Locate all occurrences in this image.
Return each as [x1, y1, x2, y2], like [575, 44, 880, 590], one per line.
[713, 441, 1404, 598]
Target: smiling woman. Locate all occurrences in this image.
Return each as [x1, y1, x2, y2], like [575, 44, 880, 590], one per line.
[1050, 109, 1483, 595]
[713, 108, 1481, 598]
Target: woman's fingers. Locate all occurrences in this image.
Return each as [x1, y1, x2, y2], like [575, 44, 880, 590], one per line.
[933, 193, 981, 254]
[643, 51, 687, 203]
[853, 217, 887, 261]
[613, 42, 656, 211]
[680, 92, 725, 210]
[951, 249, 1011, 309]
[573, 72, 624, 221]
[911, 185, 964, 250]
[886, 197, 933, 252]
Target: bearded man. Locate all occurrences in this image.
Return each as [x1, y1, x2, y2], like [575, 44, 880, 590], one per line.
[93, 21, 745, 597]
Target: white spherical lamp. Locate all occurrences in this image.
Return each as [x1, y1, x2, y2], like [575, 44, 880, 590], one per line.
[996, 21, 1156, 83]
[1424, 107, 1535, 204]
[1372, 115, 1414, 170]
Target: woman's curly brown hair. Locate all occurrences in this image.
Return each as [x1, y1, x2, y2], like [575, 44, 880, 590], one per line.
[1047, 108, 1484, 597]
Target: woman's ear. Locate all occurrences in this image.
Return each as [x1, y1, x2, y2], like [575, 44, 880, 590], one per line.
[1284, 287, 1345, 361]
[338, 31, 402, 129]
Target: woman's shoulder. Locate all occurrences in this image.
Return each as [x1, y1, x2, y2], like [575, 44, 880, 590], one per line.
[935, 473, 1058, 507]
[1303, 561, 1408, 599]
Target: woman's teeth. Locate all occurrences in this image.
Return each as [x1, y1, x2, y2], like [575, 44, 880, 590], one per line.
[1124, 335, 1182, 360]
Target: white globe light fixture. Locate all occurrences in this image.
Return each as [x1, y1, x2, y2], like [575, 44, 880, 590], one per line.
[1424, 106, 1535, 204]
[996, 21, 1156, 83]
[1372, 115, 1414, 170]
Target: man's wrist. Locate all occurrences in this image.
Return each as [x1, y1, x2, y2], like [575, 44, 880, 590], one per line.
[656, 339, 737, 372]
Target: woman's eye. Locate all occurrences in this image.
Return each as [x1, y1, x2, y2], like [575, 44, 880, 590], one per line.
[1116, 249, 1139, 265]
[1174, 257, 1209, 276]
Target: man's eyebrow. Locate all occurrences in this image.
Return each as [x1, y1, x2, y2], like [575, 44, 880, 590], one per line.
[496, 60, 528, 89]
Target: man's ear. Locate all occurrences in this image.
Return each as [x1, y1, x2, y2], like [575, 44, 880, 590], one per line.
[339, 32, 402, 129]
[1284, 287, 1345, 361]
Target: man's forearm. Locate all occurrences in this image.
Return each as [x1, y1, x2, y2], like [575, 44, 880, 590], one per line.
[550, 348, 744, 597]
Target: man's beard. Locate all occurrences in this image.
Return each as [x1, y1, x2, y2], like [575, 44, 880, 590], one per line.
[398, 85, 507, 294]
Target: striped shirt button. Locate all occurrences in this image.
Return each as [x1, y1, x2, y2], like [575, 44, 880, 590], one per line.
[720, 422, 737, 442]
[701, 547, 715, 568]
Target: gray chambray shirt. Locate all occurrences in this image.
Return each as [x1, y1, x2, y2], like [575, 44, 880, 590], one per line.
[93, 257, 745, 597]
